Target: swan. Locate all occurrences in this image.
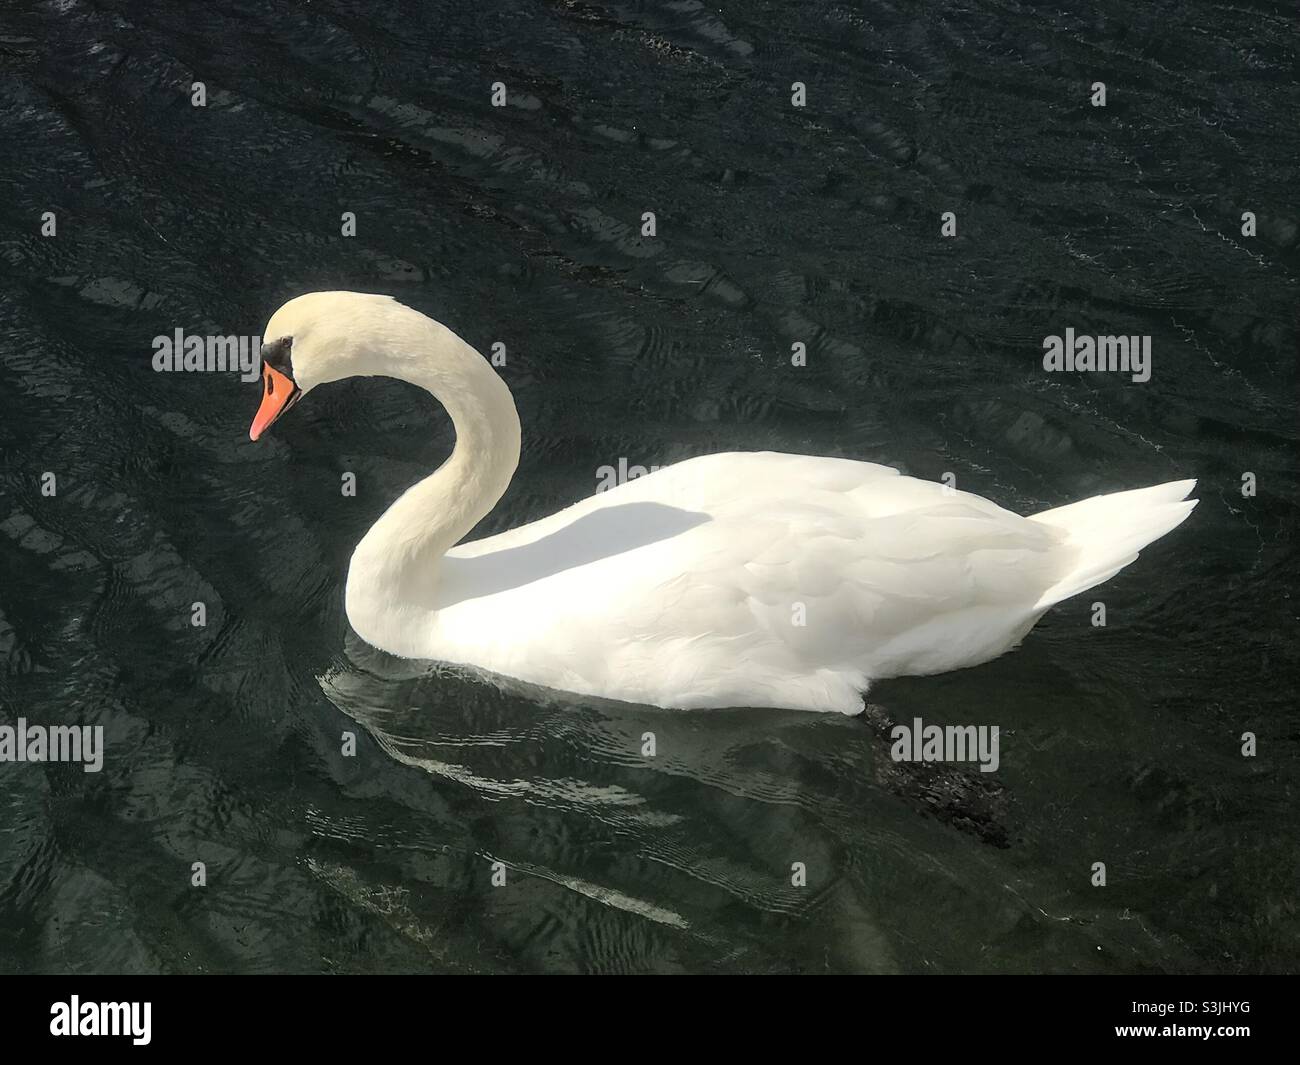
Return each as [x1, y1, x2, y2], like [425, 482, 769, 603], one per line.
[248, 291, 1196, 714]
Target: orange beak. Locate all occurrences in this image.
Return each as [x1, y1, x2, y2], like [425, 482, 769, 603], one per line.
[249, 362, 301, 441]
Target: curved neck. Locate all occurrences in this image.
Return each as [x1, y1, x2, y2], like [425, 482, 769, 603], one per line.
[347, 320, 521, 617]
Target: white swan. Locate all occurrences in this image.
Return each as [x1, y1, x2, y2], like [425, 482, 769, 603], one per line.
[249, 291, 1196, 714]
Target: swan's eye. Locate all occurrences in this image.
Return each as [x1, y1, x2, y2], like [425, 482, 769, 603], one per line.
[262, 335, 294, 377]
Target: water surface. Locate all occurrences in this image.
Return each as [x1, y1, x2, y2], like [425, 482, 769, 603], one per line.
[0, 0, 1296, 973]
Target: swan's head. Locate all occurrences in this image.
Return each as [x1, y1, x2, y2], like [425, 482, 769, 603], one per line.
[249, 291, 406, 441]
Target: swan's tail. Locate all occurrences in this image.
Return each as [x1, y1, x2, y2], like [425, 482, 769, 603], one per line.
[1029, 479, 1197, 609]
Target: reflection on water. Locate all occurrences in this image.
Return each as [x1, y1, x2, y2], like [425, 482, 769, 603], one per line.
[0, 0, 1295, 972]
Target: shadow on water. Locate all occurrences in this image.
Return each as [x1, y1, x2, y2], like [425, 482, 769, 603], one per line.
[309, 633, 1201, 973]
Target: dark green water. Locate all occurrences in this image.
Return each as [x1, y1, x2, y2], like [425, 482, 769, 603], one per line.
[0, 0, 1296, 973]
